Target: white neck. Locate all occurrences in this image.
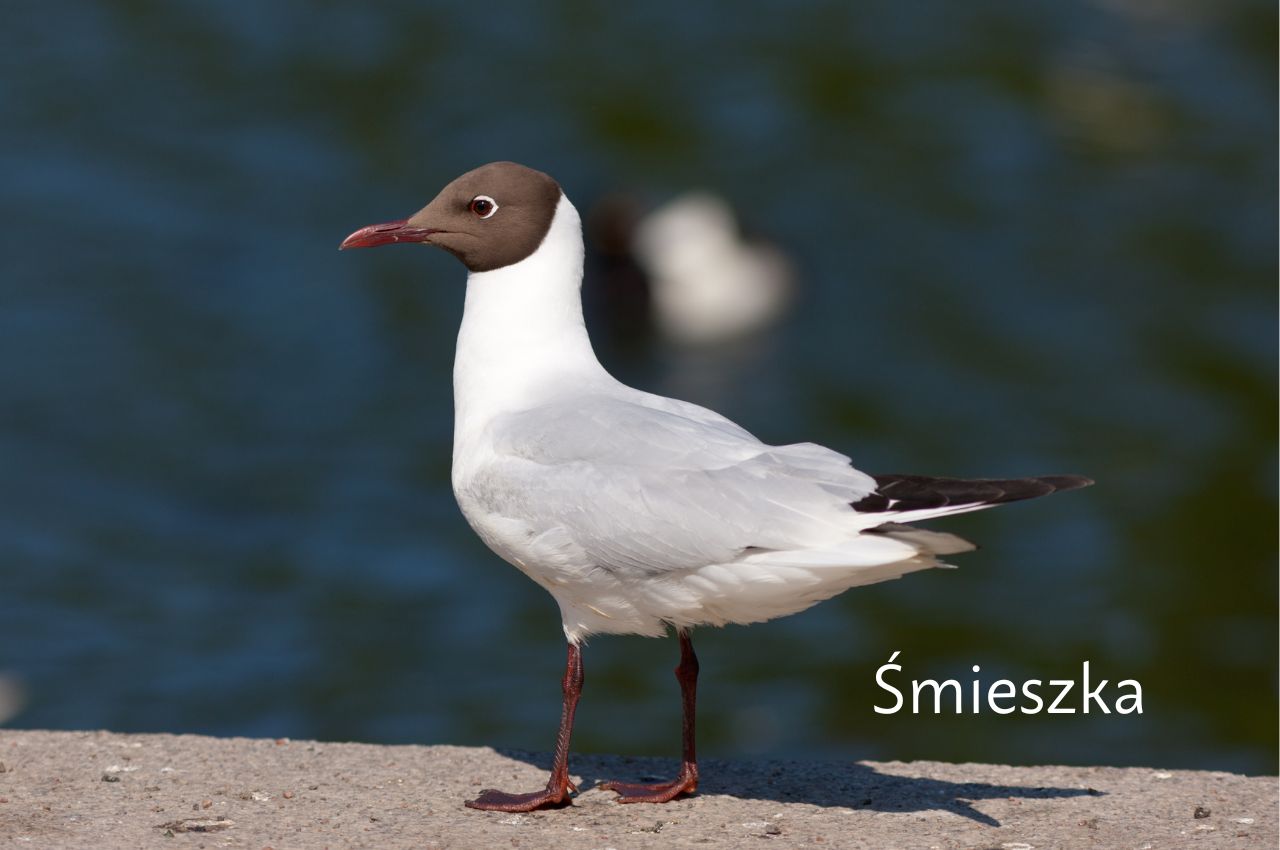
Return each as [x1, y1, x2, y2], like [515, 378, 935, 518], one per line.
[453, 194, 611, 437]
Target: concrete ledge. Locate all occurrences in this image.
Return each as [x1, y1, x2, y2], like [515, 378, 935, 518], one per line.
[0, 730, 1274, 849]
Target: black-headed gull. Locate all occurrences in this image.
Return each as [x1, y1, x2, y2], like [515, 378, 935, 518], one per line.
[341, 162, 1091, 812]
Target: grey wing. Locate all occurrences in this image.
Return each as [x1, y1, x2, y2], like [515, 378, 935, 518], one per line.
[478, 394, 878, 576]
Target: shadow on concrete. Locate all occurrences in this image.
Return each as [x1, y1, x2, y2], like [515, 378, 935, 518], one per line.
[493, 750, 1103, 826]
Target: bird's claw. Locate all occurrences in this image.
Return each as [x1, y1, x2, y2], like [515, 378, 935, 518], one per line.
[599, 768, 698, 804]
[465, 784, 574, 812]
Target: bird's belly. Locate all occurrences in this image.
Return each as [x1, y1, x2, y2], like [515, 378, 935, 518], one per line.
[450, 467, 921, 642]
[454, 491, 549, 577]
[452, 481, 677, 639]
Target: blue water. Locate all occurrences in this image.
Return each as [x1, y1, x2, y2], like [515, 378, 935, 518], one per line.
[1, 1, 1274, 774]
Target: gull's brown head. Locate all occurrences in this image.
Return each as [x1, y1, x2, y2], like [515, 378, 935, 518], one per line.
[340, 162, 562, 273]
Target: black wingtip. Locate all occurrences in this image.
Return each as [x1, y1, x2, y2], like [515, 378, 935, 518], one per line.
[1038, 474, 1094, 492]
[851, 473, 1095, 514]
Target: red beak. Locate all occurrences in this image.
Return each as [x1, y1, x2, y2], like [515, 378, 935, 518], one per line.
[339, 219, 439, 250]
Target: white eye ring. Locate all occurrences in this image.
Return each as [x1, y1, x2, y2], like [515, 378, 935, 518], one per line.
[469, 195, 499, 219]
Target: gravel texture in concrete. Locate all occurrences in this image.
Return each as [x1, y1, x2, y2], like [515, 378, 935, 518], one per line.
[0, 730, 1274, 849]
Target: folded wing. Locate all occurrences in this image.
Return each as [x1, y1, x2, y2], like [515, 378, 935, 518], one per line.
[478, 394, 880, 577]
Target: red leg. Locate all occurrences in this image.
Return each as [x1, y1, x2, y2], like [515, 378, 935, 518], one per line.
[466, 642, 584, 812]
[600, 630, 700, 803]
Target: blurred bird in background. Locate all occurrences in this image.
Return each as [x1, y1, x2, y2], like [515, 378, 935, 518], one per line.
[586, 191, 795, 349]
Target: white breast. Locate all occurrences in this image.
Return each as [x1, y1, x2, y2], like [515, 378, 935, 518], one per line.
[449, 194, 613, 576]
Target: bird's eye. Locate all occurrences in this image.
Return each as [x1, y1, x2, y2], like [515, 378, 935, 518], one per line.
[469, 195, 498, 219]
